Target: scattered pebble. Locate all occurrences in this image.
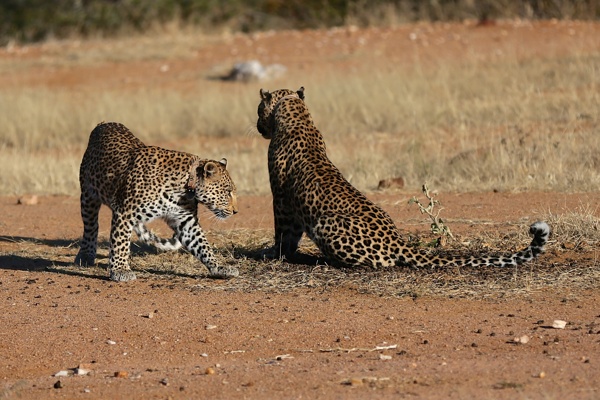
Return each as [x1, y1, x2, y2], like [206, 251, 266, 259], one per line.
[513, 335, 530, 344]
[160, 378, 169, 386]
[538, 371, 546, 378]
[53, 380, 63, 389]
[205, 367, 215, 375]
[106, 340, 117, 345]
[205, 325, 217, 330]
[345, 378, 363, 386]
[114, 371, 128, 378]
[54, 370, 70, 377]
[552, 320, 567, 329]
[17, 195, 38, 205]
[379, 354, 392, 360]
[75, 367, 90, 376]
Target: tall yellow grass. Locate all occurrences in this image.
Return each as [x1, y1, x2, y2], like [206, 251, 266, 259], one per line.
[0, 31, 598, 196]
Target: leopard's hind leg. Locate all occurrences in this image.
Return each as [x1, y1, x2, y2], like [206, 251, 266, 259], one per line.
[107, 210, 137, 282]
[75, 189, 102, 267]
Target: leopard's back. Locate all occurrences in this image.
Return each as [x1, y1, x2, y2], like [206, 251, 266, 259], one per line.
[80, 122, 146, 205]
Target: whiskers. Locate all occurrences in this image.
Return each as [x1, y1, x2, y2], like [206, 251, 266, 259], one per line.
[200, 206, 233, 222]
[244, 123, 261, 138]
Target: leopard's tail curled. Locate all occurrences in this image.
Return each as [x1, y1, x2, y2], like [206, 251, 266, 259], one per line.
[467, 221, 550, 268]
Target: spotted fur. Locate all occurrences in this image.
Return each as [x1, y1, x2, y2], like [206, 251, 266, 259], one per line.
[75, 122, 239, 281]
[257, 87, 550, 268]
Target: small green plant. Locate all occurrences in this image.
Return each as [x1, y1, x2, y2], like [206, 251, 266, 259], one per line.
[409, 182, 455, 243]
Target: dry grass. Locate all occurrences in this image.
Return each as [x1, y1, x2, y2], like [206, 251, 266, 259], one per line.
[11, 206, 593, 299]
[0, 25, 599, 195]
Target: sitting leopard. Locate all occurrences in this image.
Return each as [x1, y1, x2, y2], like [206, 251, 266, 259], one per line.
[257, 87, 550, 268]
[75, 122, 239, 282]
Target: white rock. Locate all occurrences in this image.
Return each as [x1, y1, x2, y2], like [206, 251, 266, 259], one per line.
[552, 320, 567, 329]
[54, 370, 70, 377]
[75, 368, 90, 376]
[514, 335, 530, 344]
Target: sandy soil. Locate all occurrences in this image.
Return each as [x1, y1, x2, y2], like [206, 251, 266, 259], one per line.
[2, 20, 600, 399]
[2, 191, 600, 400]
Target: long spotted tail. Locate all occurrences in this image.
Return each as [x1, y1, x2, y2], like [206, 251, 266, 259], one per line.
[466, 221, 550, 268]
[404, 221, 550, 268]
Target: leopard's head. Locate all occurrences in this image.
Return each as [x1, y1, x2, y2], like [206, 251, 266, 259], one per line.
[257, 86, 305, 139]
[186, 158, 238, 219]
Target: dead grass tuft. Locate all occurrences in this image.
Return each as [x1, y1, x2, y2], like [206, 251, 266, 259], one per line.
[19, 222, 597, 299]
[543, 204, 600, 246]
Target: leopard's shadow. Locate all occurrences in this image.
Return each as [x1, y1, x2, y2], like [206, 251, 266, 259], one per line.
[0, 235, 169, 279]
[233, 245, 325, 266]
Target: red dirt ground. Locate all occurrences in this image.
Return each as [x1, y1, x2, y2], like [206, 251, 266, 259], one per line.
[2, 20, 600, 399]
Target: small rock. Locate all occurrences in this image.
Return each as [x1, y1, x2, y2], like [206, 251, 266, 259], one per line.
[106, 340, 117, 345]
[53, 380, 63, 389]
[75, 367, 90, 376]
[114, 371, 128, 378]
[222, 60, 286, 82]
[54, 370, 70, 377]
[379, 354, 392, 360]
[514, 335, 530, 344]
[343, 377, 363, 386]
[205, 325, 217, 330]
[160, 378, 169, 386]
[17, 195, 38, 205]
[552, 320, 567, 329]
[538, 371, 546, 378]
[205, 367, 215, 375]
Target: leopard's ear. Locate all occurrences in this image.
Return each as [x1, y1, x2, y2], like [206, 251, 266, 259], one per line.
[260, 88, 272, 102]
[202, 160, 221, 179]
[297, 86, 305, 100]
[218, 158, 228, 168]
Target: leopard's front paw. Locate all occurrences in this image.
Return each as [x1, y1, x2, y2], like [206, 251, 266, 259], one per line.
[207, 265, 239, 279]
[259, 246, 285, 260]
[75, 251, 96, 267]
[109, 268, 137, 282]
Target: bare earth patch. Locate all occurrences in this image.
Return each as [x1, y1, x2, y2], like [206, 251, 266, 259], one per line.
[1, 20, 600, 399]
[1, 191, 600, 399]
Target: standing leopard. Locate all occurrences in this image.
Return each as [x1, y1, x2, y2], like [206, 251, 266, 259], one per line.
[75, 122, 239, 282]
[257, 87, 550, 268]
